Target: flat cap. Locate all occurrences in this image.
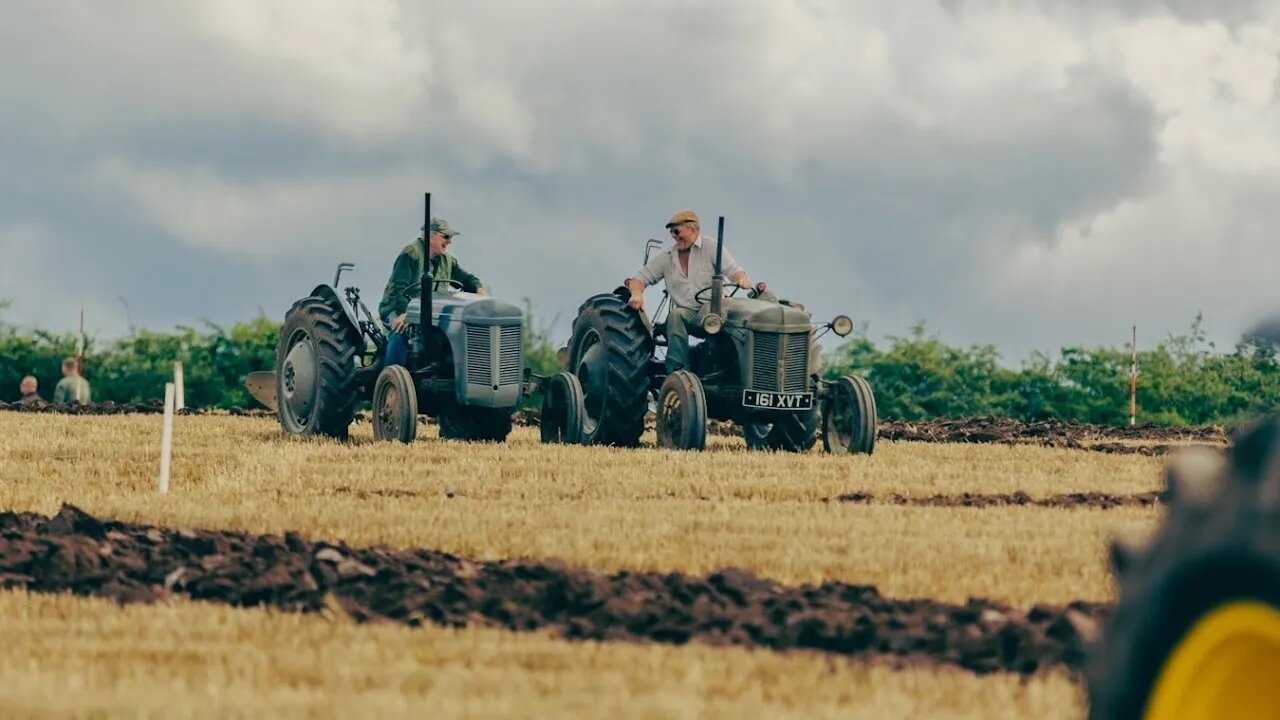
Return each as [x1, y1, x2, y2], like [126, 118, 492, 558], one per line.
[665, 210, 699, 228]
[422, 217, 461, 237]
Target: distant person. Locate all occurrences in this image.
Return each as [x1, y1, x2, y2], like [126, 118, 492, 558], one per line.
[53, 358, 91, 404]
[18, 376, 46, 407]
[378, 217, 488, 368]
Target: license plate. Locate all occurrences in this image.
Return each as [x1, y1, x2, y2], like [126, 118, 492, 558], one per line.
[742, 390, 813, 410]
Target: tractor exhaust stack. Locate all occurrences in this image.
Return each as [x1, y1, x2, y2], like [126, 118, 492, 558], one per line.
[421, 192, 433, 333]
[711, 215, 725, 317]
[701, 215, 726, 336]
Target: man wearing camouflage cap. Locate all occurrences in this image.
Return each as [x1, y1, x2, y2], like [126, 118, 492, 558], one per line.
[378, 217, 488, 368]
[626, 210, 753, 374]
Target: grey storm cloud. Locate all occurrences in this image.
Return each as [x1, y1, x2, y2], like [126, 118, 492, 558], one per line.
[1, 0, 1278, 363]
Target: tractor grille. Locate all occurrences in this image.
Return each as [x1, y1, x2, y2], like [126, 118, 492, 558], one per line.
[465, 323, 524, 388]
[499, 325, 523, 386]
[750, 331, 811, 393]
[466, 326, 490, 386]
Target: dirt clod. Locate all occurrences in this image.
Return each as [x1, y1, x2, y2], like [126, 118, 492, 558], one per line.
[831, 491, 1165, 509]
[0, 504, 1111, 676]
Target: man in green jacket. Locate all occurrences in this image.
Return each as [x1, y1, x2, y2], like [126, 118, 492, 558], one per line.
[378, 217, 487, 367]
[53, 357, 91, 404]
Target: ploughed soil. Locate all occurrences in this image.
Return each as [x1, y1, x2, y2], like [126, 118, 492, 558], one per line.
[0, 402, 1230, 455]
[830, 491, 1165, 510]
[877, 416, 1227, 449]
[0, 400, 274, 418]
[0, 504, 1109, 676]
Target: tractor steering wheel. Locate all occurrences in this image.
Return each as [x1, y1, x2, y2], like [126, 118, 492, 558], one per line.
[402, 279, 467, 299]
[694, 282, 767, 305]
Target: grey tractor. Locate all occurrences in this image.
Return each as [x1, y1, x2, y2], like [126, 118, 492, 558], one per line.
[538, 215, 877, 453]
[245, 193, 539, 444]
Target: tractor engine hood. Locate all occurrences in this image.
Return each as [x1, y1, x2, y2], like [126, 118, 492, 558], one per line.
[718, 296, 813, 333]
[406, 292, 524, 327]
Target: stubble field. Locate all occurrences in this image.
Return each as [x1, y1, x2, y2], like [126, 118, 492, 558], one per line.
[0, 409, 1218, 718]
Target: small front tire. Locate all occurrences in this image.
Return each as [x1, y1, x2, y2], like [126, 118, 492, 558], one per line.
[540, 372, 586, 445]
[656, 370, 707, 451]
[822, 374, 877, 455]
[372, 365, 417, 444]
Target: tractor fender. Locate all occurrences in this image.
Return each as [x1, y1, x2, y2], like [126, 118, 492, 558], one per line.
[610, 285, 654, 335]
[308, 284, 362, 341]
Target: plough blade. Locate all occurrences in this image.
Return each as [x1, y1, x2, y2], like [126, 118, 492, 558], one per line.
[245, 371, 278, 411]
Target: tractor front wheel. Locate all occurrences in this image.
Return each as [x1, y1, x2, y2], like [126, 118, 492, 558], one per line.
[372, 365, 417, 443]
[656, 370, 707, 451]
[540, 371, 585, 445]
[822, 375, 877, 455]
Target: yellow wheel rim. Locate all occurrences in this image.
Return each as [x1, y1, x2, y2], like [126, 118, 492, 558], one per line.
[1145, 601, 1280, 720]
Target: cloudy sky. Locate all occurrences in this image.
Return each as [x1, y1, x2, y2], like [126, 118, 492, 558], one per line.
[2, 1, 1277, 363]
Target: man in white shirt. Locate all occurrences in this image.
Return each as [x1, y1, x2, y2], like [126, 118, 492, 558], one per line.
[626, 210, 753, 373]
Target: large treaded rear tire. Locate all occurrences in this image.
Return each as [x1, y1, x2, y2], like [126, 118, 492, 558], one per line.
[275, 295, 358, 440]
[1085, 418, 1280, 719]
[567, 293, 653, 447]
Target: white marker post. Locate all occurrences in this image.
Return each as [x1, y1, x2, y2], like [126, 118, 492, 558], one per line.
[159, 382, 175, 495]
[1129, 326, 1138, 427]
[174, 361, 185, 411]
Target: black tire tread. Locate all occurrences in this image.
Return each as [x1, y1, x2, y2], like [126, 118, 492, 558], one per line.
[373, 365, 417, 443]
[822, 374, 877, 455]
[656, 369, 707, 451]
[569, 293, 653, 447]
[275, 296, 359, 440]
[1085, 418, 1280, 719]
[540, 372, 586, 445]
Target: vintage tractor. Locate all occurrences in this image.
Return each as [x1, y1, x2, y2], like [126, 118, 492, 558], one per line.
[245, 192, 560, 444]
[540, 215, 876, 453]
[1085, 320, 1280, 719]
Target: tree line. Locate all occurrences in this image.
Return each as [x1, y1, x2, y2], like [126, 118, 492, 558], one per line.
[3, 302, 1276, 427]
[821, 315, 1280, 427]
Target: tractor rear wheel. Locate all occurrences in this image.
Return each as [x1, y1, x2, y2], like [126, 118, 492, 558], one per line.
[567, 293, 653, 447]
[372, 365, 417, 443]
[275, 295, 358, 440]
[1085, 423, 1280, 720]
[744, 409, 820, 453]
[439, 405, 514, 443]
[822, 374, 877, 455]
[656, 370, 707, 451]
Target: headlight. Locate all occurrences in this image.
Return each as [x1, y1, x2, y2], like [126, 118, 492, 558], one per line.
[701, 313, 724, 335]
[831, 315, 854, 337]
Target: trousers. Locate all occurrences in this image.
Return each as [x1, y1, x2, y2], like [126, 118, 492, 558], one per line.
[664, 305, 703, 374]
[383, 313, 408, 368]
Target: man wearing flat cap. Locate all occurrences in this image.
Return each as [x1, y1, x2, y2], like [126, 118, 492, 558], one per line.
[378, 217, 488, 367]
[626, 210, 753, 374]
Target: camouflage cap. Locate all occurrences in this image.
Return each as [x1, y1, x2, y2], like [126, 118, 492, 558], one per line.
[422, 217, 461, 238]
[665, 210, 699, 228]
